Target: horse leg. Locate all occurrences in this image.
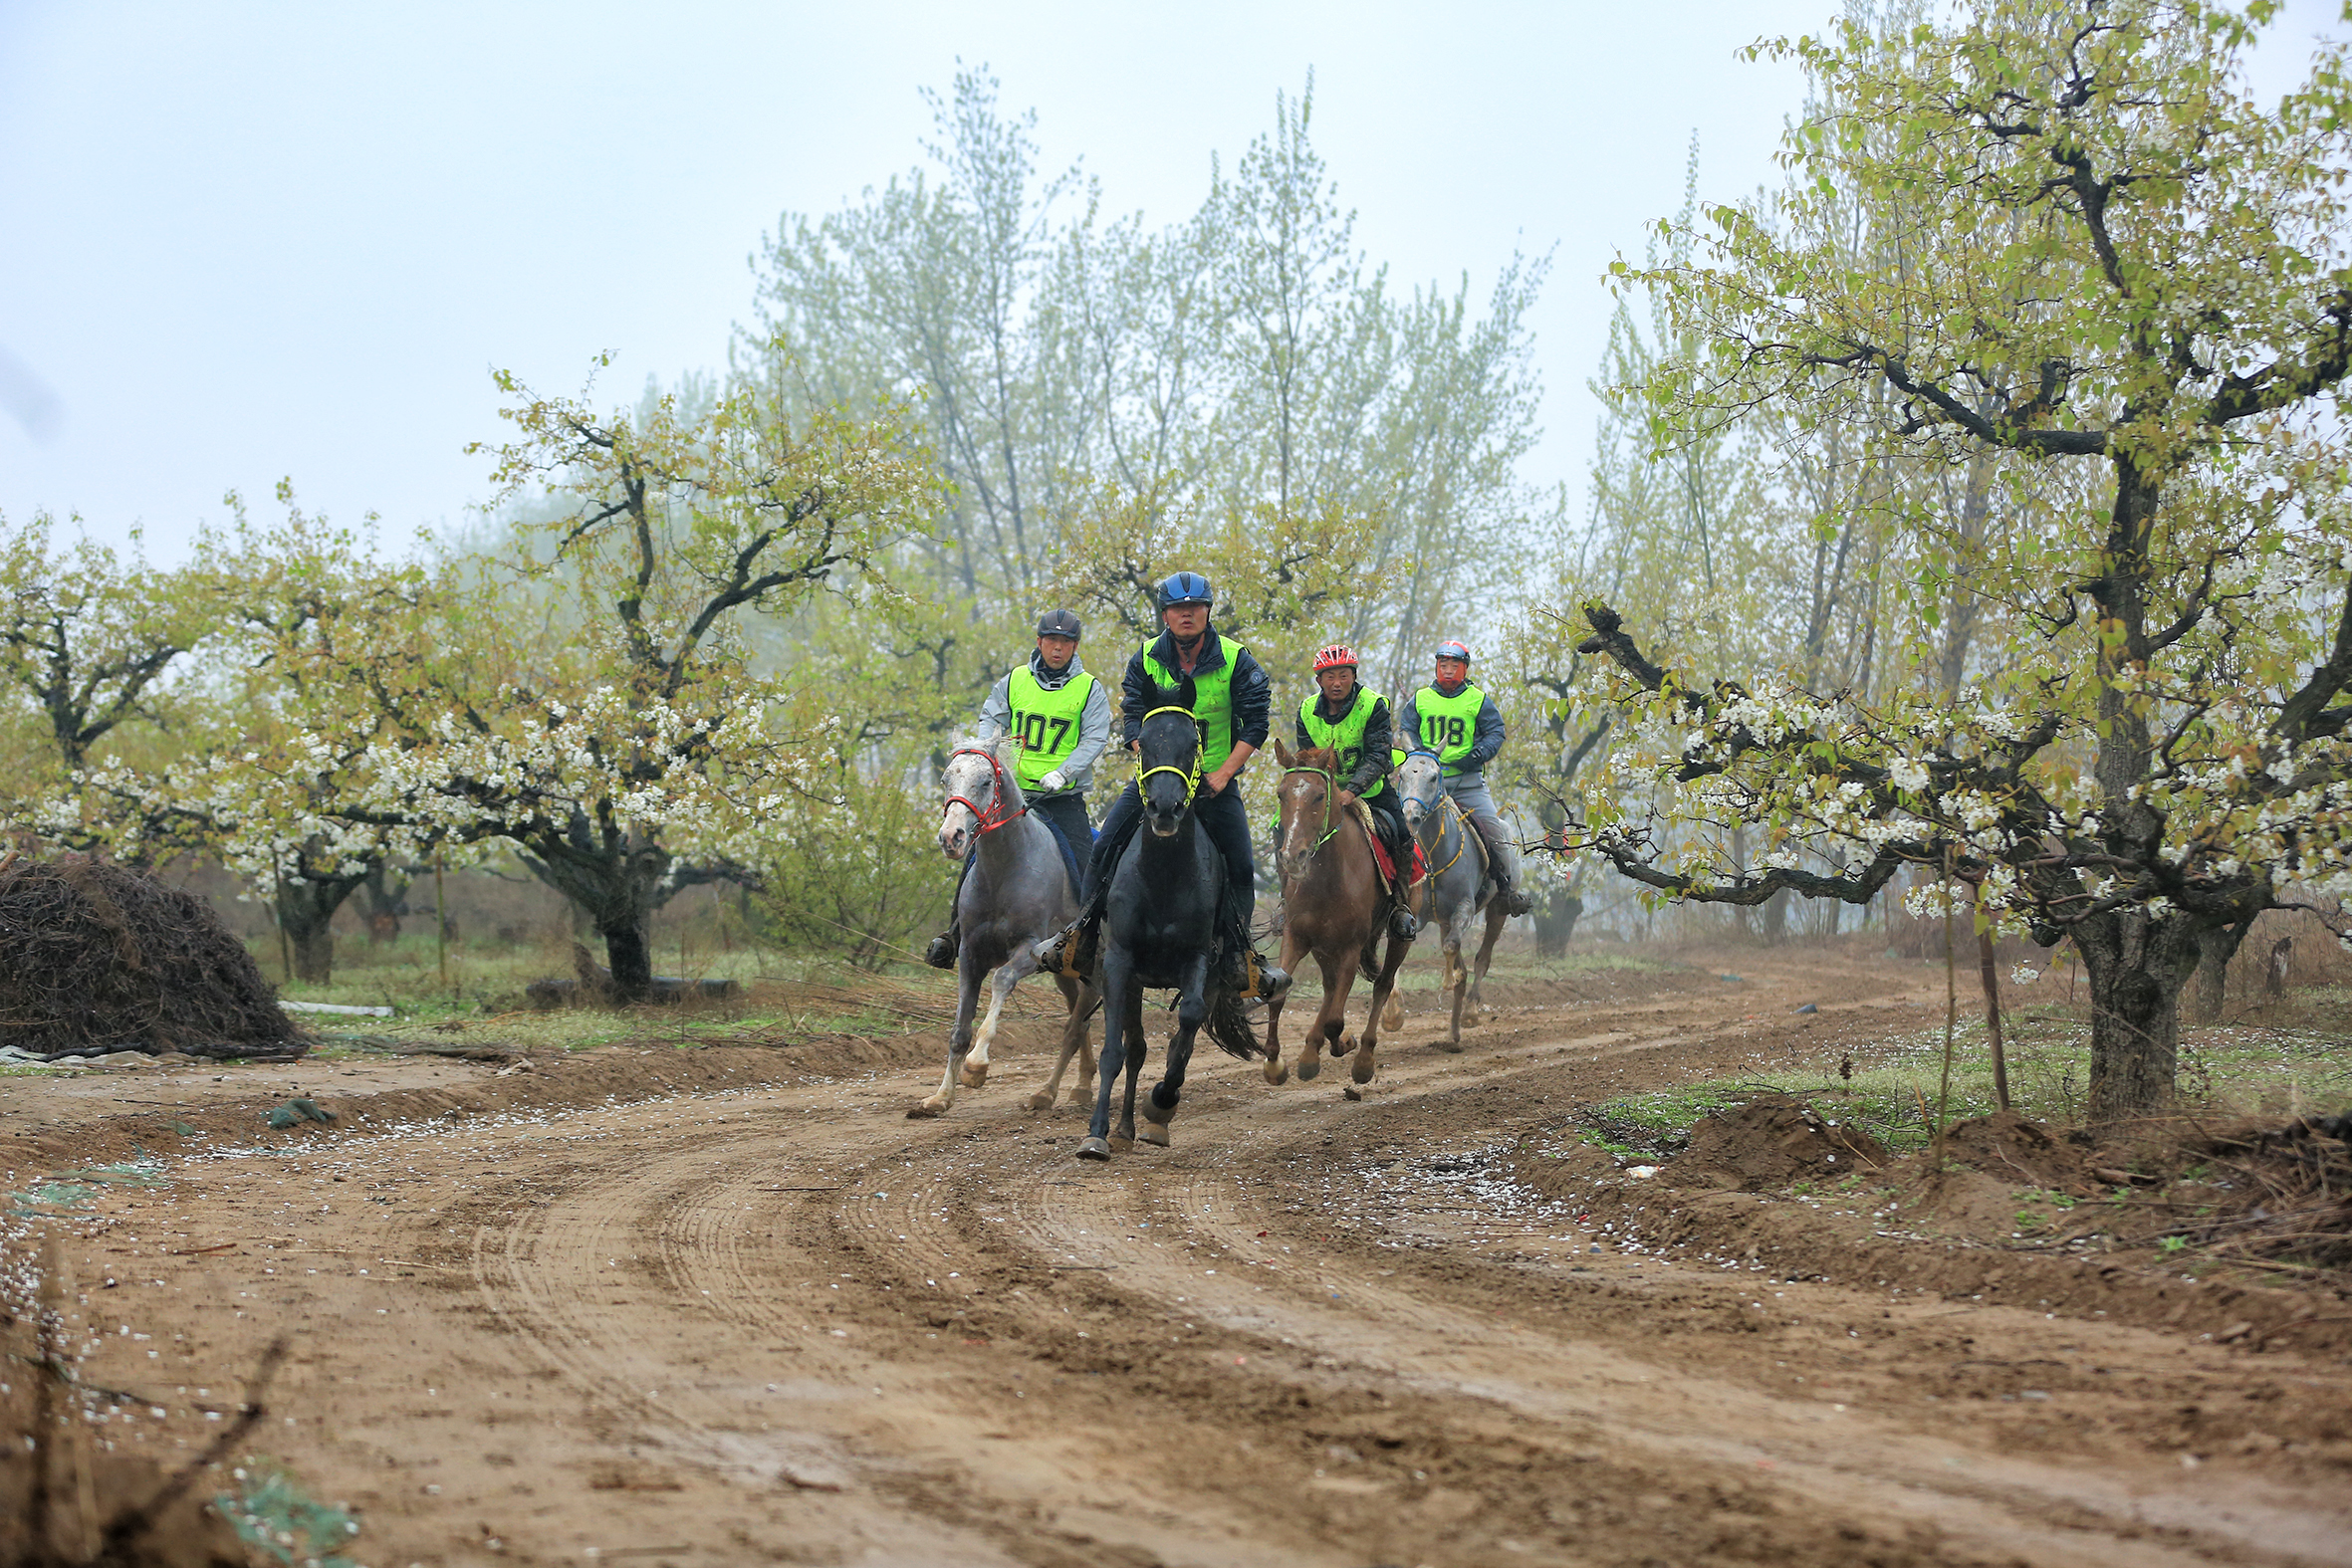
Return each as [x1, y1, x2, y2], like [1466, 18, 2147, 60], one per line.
[1030, 975, 1100, 1112]
[1078, 953, 1134, 1158]
[1326, 942, 1362, 1057]
[1299, 949, 1354, 1080]
[1115, 982, 1147, 1144]
[1468, 902, 1507, 1021]
[1262, 926, 1307, 1086]
[1435, 900, 1473, 1053]
[1355, 931, 1413, 1085]
[1142, 955, 1212, 1147]
[915, 950, 987, 1117]
[964, 954, 1028, 1088]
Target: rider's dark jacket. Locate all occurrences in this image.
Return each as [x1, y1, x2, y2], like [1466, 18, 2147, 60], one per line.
[1119, 627, 1273, 762]
[1294, 689, 1394, 800]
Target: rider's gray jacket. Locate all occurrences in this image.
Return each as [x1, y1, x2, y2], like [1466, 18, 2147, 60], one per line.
[978, 651, 1113, 793]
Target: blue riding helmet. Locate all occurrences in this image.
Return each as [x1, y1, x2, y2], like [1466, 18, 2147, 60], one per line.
[1156, 570, 1214, 611]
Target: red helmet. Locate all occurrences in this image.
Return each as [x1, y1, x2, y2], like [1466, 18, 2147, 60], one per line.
[1434, 639, 1473, 663]
[1312, 643, 1358, 673]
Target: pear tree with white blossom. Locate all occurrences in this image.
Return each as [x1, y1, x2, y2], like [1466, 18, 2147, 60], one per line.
[1571, 0, 2352, 1122]
[347, 366, 938, 1000]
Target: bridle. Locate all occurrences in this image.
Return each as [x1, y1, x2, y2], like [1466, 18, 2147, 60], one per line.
[1135, 705, 1203, 810]
[943, 745, 1026, 836]
[1399, 748, 1472, 876]
[1281, 764, 1346, 858]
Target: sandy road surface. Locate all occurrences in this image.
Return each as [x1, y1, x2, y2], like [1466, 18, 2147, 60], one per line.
[20, 951, 2352, 1568]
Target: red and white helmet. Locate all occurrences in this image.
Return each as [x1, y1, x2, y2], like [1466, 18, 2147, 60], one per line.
[1312, 643, 1358, 672]
[1434, 638, 1473, 664]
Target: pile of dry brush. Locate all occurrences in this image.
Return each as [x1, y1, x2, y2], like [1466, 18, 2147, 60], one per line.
[2166, 1112, 2352, 1273]
[0, 852, 303, 1061]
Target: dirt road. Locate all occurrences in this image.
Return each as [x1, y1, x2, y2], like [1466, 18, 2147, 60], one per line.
[17, 951, 2352, 1567]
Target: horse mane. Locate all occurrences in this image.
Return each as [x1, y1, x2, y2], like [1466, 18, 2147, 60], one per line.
[1292, 745, 1341, 773]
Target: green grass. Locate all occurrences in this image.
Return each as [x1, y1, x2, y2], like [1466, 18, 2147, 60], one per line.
[1570, 996, 2352, 1157]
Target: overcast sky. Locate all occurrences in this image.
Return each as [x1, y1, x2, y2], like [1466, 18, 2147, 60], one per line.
[1, 1, 2342, 560]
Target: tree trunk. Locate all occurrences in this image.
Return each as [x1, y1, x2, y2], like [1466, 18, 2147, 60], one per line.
[276, 877, 357, 985]
[2074, 910, 2200, 1125]
[1759, 888, 1789, 946]
[599, 919, 656, 1001]
[2192, 922, 2249, 1024]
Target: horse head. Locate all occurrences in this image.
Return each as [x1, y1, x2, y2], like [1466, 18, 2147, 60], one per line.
[939, 733, 1024, 859]
[1137, 674, 1203, 839]
[1275, 739, 1342, 886]
[1395, 749, 1446, 831]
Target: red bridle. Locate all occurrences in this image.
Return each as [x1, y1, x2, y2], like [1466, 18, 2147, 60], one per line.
[942, 746, 1027, 836]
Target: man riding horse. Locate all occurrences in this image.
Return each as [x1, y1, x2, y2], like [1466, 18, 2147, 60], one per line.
[1398, 638, 1534, 917]
[1042, 569, 1283, 993]
[926, 607, 1111, 970]
[1294, 643, 1418, 941]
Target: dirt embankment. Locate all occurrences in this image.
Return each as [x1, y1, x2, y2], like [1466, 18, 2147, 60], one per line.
[7, 946, 2351, 1568]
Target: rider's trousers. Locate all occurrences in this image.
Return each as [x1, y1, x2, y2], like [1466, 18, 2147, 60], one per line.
[1442, 773, 1519, 888]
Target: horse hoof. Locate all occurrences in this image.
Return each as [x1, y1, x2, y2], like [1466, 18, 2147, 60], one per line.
[1297, 1055, 1321, 1081]
[1351, 1050, 1376, 1085]
[1024, 1091, 1056, 1112]
[1263, 1060, 1290, 1086]
[1076, 1137, 1112, 1161]
[1139, 1121, 1170, 1148]
[907, 1099, 948, 1119]
[1431, 1039, 1464, 1055]
[960, 1063, 991, 1088]
[1331, 1032, 1356, 1056]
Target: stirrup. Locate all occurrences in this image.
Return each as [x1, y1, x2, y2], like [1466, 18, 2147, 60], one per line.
[1235, 948, 1291, 1003]
[1034, 919, 1095, 980]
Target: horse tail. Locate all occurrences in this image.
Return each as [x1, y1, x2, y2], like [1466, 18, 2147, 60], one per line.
[1206, 988, 1263, 1060]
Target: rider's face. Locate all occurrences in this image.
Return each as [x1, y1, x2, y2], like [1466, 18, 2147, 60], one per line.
[1434, 656, 1469, 687]
[1037, 634, 1077, 670]
[1163, 603, 1208, 641]
[1315, 666, 1356, 703]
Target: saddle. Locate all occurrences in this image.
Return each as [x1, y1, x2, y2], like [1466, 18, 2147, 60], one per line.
[1348, 800, 1426, 898]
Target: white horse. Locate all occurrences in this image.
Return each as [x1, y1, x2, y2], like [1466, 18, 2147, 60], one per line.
[918, 735, 1099, 1117]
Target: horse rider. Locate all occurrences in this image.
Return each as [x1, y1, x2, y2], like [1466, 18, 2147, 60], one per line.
[1046, 569, 1279, 985]
[1398, 638, 1534, 917]
[1294, 643, 1419, 940]
[924, 607, 1111, 969]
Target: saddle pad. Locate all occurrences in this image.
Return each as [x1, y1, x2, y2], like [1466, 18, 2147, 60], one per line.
[1347, 801, 1426, 894]
[1032, 813, 1085, 903]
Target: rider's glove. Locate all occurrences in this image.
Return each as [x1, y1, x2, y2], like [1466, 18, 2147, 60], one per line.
[1039, 770, 1067, 793]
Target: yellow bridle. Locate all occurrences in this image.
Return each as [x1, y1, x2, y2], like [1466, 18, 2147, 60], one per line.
[1135, 704, 1203, 807]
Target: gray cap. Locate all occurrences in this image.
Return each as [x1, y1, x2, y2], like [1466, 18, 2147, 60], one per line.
[1037, 608, 1082, 640]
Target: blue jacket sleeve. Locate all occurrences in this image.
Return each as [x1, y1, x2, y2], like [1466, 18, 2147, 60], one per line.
[1118, 649, 1156, 747]
[1462, 693, 1507, 774]
[1229, 648, 1273, 751]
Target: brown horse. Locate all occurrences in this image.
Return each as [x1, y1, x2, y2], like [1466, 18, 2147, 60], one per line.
[1264, 740, 1414, 1087]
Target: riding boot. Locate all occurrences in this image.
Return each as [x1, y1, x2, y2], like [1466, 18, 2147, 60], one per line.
[1496, 872, 1534, 918]
[1387, 899, 1420, 941]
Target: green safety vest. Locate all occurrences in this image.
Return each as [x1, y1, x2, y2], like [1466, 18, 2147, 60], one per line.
[1412, 681, 1488, 773]
[1296, 689, 1387, 801]
[1139, 634, 1247, 772]
[1006, 665, 1095, 791]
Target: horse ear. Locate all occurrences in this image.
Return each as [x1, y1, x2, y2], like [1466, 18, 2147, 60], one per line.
[1273, 737, 1294, 768]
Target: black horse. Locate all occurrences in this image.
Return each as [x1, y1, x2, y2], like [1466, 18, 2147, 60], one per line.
[1078, 681, 1257, 1160]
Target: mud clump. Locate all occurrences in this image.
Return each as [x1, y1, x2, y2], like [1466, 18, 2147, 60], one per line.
[1665, 1094, 1891, 1191]
[0, 852, 304, 1061]
[1938, 1109, 2094, 1195]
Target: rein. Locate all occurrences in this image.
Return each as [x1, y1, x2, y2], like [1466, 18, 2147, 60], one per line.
[1135, 704, 1204, 809]
[943, 745, 1028, 836]
[1281, 765, 1347, 857]
[1400, 750, 1475, 877]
